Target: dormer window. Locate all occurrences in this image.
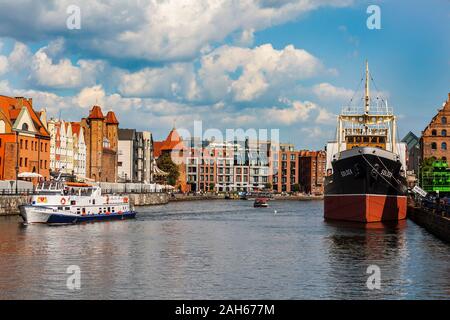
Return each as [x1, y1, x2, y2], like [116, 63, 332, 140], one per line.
[22, 123, 29, 131]
[442, 117, 447, 124]
[432, 129, 437, 136]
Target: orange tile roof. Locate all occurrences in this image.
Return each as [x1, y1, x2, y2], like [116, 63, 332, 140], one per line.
[154, 128, 185, 157]
[0, 95, 49, 137]
[88, 105, 104, 119]
[105, 111, 119, 124]
[153, 141, 164, 158]
[71, 122, 81, 136]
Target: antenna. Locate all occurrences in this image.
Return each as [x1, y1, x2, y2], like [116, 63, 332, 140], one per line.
[364, 60, 370, 114]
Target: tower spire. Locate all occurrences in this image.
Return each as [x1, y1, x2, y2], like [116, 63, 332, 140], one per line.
[364, 60, 370, 114]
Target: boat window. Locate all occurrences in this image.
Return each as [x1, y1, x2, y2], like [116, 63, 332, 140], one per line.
[108, 207, 111, 212]
[58, 206, 63, 210]
[65, 207, 70, 210]
[371, 137, 377, 143]
[379, 137, 386, 143]
[355, 137, 361, 143]
[363, 137, 369, 143]
[112, 208, 115, 213]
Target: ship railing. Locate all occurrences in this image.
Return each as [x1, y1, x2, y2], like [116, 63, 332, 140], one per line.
[340, 105, 393, 115]
[0, 189, 38, 195]
[343, 128, 389, 135]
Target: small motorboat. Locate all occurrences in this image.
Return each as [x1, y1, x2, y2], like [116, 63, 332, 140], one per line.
[254, 198, 269, 208]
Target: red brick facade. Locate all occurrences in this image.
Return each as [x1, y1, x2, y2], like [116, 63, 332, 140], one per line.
[421, 93, 450, 162]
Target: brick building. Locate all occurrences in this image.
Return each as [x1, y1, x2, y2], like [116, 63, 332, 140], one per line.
[421, 93, 450, 162]
[154, 127, 188, 192]
[80, 105, 119, 182]
[0, 95, 50, 181]
[272, 144, 326, 194]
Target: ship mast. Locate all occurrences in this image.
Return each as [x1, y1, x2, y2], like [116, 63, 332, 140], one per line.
[364, 60, 370, 114]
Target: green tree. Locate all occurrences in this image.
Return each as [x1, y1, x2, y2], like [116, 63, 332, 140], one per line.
[156, 153, 180, 186]
[264, 182, 272, 190]
[291, 184, 300, 193]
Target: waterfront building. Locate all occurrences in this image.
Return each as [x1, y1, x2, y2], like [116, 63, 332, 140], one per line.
[47, 119, 86, 178]
[154, 127, 188, 191]
[118, 129, 154, 183]
[272, 144, 326, 195]
[155, 127, 325, 193]
[0, 95, 50, 181]
[142, 131, 154, 183]
[80, 105, 119, 182]
[421, 93, 450, 163]
[402, 131, 421, 173]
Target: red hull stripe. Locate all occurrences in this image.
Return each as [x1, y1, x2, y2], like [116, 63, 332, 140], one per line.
[324, 194, 407, 223]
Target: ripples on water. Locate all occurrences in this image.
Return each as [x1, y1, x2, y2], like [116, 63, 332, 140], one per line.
[0, 200, 449, 299]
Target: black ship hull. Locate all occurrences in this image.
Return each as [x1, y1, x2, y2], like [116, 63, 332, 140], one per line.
[324, 147, 408, 222]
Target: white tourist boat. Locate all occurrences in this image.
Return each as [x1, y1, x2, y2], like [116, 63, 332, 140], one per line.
[19, 180, 136, 224]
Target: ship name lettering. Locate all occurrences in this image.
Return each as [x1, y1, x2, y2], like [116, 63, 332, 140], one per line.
[381, 169, 392, 178]
[341, 169, 353, 177]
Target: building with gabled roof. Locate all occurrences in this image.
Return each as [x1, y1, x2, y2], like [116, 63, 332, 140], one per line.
[0, 95, 50, 181]
[47, 119, 86, 178]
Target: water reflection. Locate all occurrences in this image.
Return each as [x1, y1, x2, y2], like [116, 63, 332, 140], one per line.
[0, 201, 449, 299]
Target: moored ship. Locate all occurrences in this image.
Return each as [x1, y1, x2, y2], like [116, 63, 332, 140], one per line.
[324, 62, 408, 222]
[19, 180, 136, 224]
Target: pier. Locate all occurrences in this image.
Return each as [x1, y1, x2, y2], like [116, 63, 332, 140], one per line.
[408, 202, 450, 243]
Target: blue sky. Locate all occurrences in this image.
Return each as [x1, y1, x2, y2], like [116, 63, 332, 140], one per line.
[0, 0, 448, 149]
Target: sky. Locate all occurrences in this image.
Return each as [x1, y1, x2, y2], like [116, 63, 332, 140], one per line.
[0, 0, 448, 149]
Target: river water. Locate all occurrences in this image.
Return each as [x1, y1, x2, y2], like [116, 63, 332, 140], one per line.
[0, 200, 449, 299]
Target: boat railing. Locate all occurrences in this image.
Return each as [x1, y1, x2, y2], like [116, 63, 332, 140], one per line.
[341, 105, 393, 116]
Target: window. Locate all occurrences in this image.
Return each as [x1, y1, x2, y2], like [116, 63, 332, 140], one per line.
[20, 139, 23, 149]
[21, 123, 29, 131]
[443, 117, 447, 124]
[431, 142, 437, 150]
[19, 157, 23, 166]
[25, 140, 28, 150]
[442, 142, 447, 150]
[442, 130, 447, 136]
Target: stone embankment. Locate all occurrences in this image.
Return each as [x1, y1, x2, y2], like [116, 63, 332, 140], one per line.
[0, 192, 169, 216]
[408, 205, 450, 243]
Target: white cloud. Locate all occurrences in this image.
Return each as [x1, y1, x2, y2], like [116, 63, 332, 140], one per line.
[29, 47, 106, 89]
[312, 82, 354, 102]
[7, 41, 32, 70]
[0, 0, 353, 62]
[0, 55, 7, 75]
[116, 43, 324, 103]
[75, 85, 106, 108]
[199, 43, 324, 102]
[118, 63, 199, 100]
